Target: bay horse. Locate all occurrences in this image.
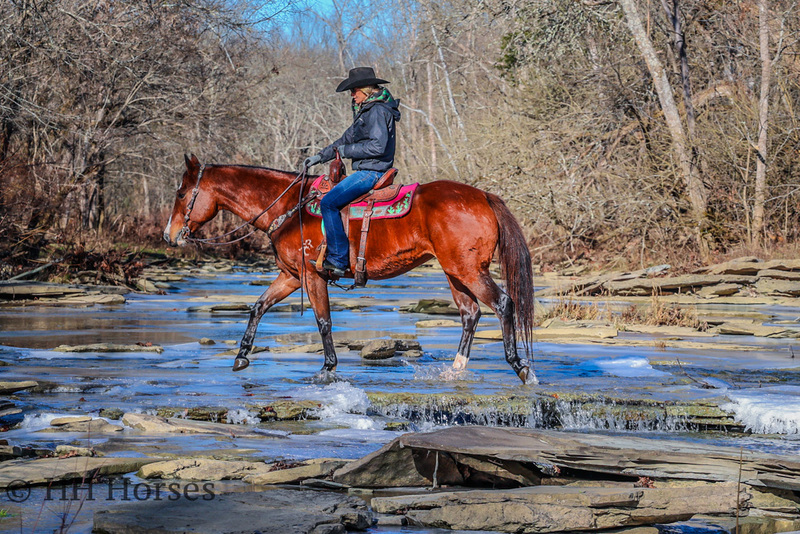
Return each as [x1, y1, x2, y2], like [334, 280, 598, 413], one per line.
[164, 154, 537, 383]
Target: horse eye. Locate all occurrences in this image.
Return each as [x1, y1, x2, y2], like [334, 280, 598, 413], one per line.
[177, 191, 186, 200]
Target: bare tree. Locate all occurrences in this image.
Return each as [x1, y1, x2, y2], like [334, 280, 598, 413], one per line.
[752, 0, 772, 244]
[619, 0, 710, 258]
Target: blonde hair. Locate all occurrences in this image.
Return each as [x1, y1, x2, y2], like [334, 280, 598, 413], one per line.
[356, 85, 381, 96]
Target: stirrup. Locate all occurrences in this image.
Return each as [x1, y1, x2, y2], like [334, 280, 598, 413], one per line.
[309, 259, 346, 277]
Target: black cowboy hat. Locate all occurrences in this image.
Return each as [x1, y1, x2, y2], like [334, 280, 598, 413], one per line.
[336, 67, 390, 93]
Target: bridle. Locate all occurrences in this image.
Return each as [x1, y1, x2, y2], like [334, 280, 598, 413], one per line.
[178, 162, 308, 246]
[177, 158, 317, 313]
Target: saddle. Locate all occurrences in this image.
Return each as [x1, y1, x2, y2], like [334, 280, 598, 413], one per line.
[311, 150, 400, 287]
[313, 159, 401, 203]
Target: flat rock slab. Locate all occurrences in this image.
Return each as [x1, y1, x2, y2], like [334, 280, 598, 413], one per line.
[698, 258, 800, 275]
[333, 426, 800, 491]
[402, 299, 460, 315]
[605, 275, 757, 296]
[56, 293, 126, 305]
[699, 258, 764, 275]
[476, 327, 618, 341]
[244, 458, 351, 485]
[755, 279, 800, 297]
[39, 418, 123, 433]
[372, 483, 742, 533]
[270, 342, 327, 354]
[359, 339, 422, 359]
[623, 325, 715, 337]
[212, 346, 268, 357]
[757, 269, 800, 281]
[54, 343, 164, 353]
[138, 458, 273, 481]
[416, 319, 461, 328]
[122, 413, 287, 439]
[0, 456, 160, 488]
[93, 488, 373, 534]
[0, 282, 86, 299]
[252, 400, 322, 421]
[50, 415, 93, 425]
[711, 322, 797, 337]
[0, 380, 38, 394]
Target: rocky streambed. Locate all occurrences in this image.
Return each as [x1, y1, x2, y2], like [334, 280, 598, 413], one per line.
[1, 259, 799, 533]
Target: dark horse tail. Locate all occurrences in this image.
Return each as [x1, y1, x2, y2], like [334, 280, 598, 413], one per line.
[485, 193, 535, 358]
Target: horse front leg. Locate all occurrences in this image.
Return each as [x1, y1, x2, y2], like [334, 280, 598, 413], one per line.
[303, 273, 337, 373]
[233, 271, 301, 371]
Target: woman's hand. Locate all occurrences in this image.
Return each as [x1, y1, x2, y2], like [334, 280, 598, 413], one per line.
[303, 154, 322, 170]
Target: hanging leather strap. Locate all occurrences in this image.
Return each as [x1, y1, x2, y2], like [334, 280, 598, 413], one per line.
[354, 199, 375, 287]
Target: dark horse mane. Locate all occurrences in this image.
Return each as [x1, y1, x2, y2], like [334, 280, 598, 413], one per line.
[206, 163, 318, 182]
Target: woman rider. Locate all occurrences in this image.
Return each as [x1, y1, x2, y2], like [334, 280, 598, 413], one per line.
[303, 67, 401, 277]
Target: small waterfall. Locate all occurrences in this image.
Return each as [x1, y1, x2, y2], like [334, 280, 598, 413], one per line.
[368, 395, 719, 433]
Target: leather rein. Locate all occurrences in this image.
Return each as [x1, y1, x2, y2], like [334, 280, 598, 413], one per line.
[179, 161, 317, 313]
[180, 163, 310, 246]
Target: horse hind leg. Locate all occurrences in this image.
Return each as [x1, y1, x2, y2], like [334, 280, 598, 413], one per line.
[455, 271, 534, 384]
[233, 271, 301, 371]
[446, 275, 480, 371]
[494, 289, 535, 384]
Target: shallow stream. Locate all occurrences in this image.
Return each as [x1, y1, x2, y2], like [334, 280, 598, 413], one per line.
[2, 266, 800, 533]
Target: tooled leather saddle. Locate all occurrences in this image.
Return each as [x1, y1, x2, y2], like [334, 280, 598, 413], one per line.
[311, 150, 402, 287]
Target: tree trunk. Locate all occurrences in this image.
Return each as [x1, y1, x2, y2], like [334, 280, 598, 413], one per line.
[619, 0, 709, 258]
[427, 60, 437, 176]
[752, 0, 771, 245]
[95, 164, 105, 233]
[660, 0, 697, 138]
[142, 174, 151, 219]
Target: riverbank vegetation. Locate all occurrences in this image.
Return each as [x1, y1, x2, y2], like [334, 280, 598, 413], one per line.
[2, 0, 799, 279]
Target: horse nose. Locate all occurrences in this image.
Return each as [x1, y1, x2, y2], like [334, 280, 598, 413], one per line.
[163, 217, 175, 246]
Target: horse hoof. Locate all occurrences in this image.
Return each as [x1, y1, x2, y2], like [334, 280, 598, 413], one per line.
[452, 353, 468, 370]
[518, 366, 538, 385]
[232, 357, 250, 372]
[310, 367, 337, 382]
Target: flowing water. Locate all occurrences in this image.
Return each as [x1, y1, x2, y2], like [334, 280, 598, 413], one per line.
[2, 266, 800, 533]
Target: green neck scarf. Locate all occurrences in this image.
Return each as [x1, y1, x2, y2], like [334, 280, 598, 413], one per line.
[353, 87, 394, 115]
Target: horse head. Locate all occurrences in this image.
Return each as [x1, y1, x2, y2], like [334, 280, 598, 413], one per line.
[163, 154, 218, 246]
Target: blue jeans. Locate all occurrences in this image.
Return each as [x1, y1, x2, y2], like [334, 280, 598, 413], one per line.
[320, 170, 382, 269]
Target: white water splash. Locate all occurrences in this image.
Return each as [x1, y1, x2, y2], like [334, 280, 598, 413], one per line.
[292, 382, 378, 430]
[50, 386, 83, 393]
[409, 362, 479, 382]
[19, 413, 72, 431]
[722, 389, 800, 435]
[225, 407, 260, 425]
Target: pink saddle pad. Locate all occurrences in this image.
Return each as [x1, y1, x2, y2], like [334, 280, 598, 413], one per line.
[306, 178, 419, 220]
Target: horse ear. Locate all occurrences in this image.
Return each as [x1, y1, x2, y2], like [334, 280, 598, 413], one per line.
[185, 153, 199, 170]
[184, 153, 191, 168]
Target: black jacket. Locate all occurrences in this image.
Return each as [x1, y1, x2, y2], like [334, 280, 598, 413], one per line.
[318, 98, 401, 172]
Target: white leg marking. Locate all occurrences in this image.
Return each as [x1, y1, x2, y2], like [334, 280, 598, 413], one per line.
[452, 353, 468, 370]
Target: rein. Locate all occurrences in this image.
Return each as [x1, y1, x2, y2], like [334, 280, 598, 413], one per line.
[180, 161, 316, 314]
[181, 163, 308, 246]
